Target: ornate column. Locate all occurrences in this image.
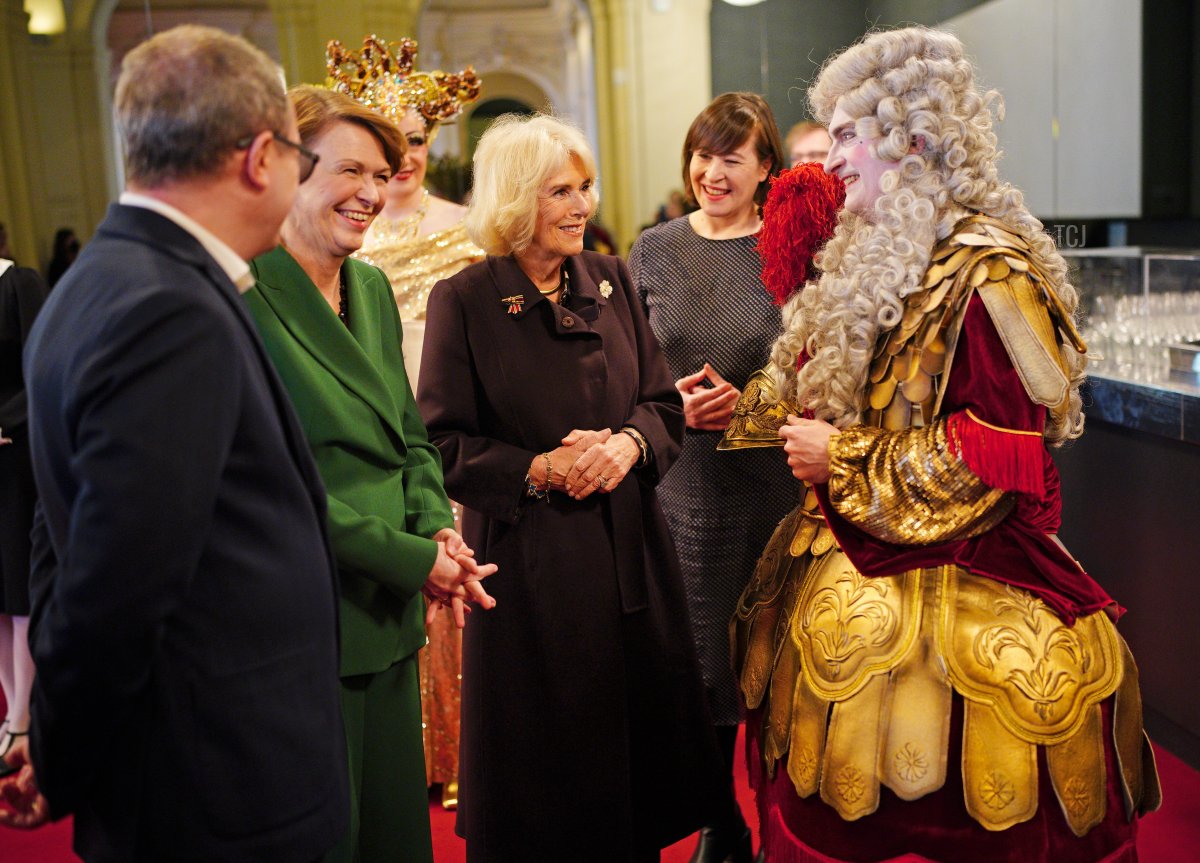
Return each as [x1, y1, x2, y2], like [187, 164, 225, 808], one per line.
[270, 0, 321, 84]
[589, 0, 711, 250]
[589, 0, 638, 249]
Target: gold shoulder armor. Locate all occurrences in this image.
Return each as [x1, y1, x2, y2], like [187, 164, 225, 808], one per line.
[905, 216, 1088, 425]
[718, 366, 798, 450]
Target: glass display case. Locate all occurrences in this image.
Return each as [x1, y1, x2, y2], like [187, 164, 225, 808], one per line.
[1066, 248, 1200, 389]
[1063, 248, 1200, 443]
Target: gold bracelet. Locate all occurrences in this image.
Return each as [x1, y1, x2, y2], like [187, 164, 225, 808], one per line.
[542, 451, 554, 492]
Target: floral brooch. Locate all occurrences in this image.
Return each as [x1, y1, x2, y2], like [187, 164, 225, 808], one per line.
[599, 279, 613, 299]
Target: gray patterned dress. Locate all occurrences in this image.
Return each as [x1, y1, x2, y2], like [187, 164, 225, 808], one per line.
[629, 215, 799, 725]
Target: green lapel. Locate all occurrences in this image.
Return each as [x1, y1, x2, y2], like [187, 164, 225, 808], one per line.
[250, 245, 405, 442]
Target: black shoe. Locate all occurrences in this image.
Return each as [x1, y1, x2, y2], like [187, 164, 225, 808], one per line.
[688, 825, 753, 863]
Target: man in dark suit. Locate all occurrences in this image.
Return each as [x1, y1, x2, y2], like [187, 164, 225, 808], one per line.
[1, 25, 349, 862]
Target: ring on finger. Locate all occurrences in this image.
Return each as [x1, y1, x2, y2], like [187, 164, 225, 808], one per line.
[597, 476, 608, 489]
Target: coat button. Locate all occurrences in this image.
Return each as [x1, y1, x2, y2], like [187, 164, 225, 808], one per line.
[561, 315, 575, 327]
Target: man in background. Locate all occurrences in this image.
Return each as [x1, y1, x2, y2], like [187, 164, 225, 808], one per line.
[785, 119, 831, 167]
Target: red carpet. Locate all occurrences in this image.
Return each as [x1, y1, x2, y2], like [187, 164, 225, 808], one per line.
[3, 725, 1197, 861]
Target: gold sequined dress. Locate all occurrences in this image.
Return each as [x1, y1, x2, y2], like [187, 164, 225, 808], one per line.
[725, 216, 1160, 862]
[358, 214, 484, 384]
[355, 210, 483, 790]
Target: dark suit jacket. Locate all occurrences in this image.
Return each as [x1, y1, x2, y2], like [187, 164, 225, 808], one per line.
[246, 246, 454, 677]
[23, 203, 348, 863]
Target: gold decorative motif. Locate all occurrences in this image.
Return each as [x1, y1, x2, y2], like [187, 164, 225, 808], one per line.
[809, 523, 836, 557]
[1111, 636, 1162, 819]
[793, 746, 819, 786]
[793, 552, 918, 701]
[973, 589, 1090, 721]
[980, 770, 1017, 810]
[806, 570, 896, 676]
[788, 516, 821, 557]
[821, 675, 887, 819]
[734, 509, 807, 709]
[1046, 702, 1108, 836]
[941, 571, 1122, 744]
[894, 743, 929, 783]
[719, 367, 798, 450]
[963, 700, 1038, 830]
[786, 675, 829, 796]
[834, 765, 867, 803]
[1061, 776, 1091, 815]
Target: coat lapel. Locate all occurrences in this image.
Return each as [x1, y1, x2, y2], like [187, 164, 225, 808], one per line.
[251, 245, 405, 442]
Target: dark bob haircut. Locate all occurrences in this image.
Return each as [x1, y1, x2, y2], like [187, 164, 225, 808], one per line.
[681, 91, 785, 209]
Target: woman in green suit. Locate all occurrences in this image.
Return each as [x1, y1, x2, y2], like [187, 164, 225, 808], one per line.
[245, 85, 496, 863]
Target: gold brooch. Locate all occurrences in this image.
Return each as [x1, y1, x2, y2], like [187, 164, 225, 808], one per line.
[599, 279, 613, 298]
[501, 294, 524, 315]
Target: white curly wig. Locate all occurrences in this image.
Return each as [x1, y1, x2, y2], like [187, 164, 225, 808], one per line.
[772, 26, 1084, 443]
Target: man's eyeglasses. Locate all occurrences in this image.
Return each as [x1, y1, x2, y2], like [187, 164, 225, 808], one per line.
[236, 132, 320, 183]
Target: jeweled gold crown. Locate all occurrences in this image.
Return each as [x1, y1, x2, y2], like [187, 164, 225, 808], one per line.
[325, 35, 482, 126]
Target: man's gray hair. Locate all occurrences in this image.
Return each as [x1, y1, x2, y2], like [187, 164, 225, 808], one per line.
[115, 24, 289, 187]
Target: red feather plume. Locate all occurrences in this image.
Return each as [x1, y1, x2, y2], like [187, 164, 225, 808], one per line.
[756, 162, 844, 306]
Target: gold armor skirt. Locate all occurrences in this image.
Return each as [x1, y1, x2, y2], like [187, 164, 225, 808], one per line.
[733, 494, 1161, 836]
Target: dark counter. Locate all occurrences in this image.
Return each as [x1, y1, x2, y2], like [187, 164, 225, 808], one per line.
[1085, 375, 1200, 445]
[1054, 404, 1200, 768]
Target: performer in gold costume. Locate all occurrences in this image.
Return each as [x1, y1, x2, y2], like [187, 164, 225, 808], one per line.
[330, 35, 483, 809]
[724, 27, 1160, 863]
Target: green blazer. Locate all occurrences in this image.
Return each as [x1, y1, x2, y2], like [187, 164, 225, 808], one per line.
[246, 246, 454, 677]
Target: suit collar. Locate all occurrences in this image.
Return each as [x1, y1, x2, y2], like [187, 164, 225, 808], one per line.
[250, 246, 404, 440]
[101, 203, 239, 290]
[118, 192, 252, 290]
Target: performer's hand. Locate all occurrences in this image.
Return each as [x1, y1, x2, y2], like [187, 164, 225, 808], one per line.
[0, 738, 49, 830]
[562, 432, 639, 500]
[781, 415, 839, 483]
[677, 363, 740, 431]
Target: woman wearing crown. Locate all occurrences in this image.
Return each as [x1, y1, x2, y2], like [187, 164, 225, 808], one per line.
[332, 35, 485, 811]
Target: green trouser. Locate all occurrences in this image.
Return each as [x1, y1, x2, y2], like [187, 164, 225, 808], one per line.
[326, 655, 433, 863]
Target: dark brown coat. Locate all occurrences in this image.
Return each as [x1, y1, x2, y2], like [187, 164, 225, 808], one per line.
[419, 251, 723, 862]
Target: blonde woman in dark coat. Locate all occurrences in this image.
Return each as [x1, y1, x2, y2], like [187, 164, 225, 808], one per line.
[418, 114, 723, 863]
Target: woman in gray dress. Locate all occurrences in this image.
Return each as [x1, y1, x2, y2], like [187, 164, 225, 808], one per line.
[628, 92, 793, 863]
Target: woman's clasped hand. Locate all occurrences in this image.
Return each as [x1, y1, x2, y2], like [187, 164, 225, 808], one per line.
[421, 528, 497, 629]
